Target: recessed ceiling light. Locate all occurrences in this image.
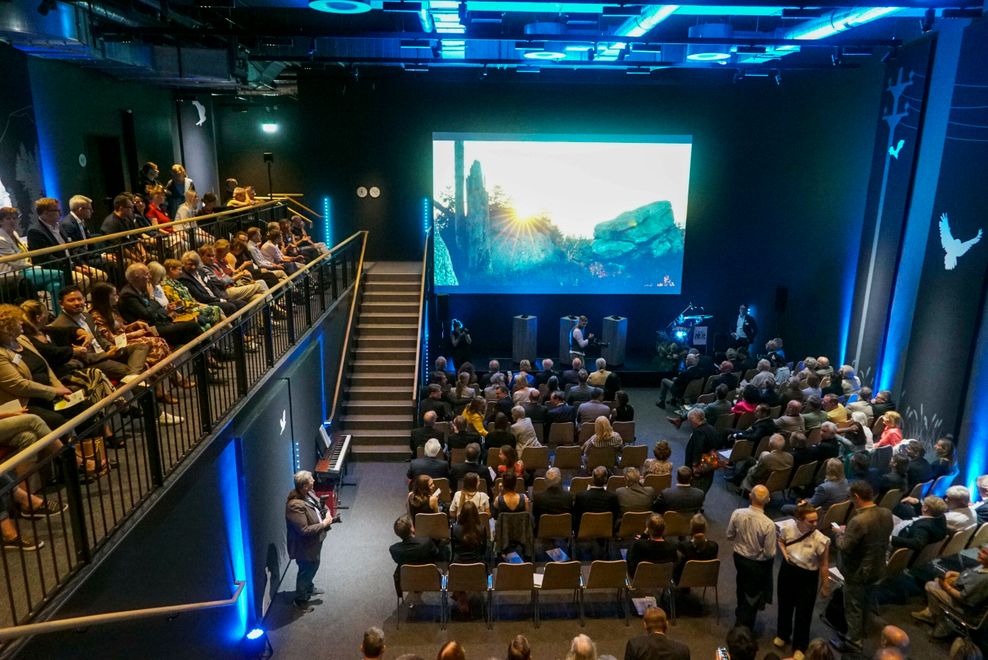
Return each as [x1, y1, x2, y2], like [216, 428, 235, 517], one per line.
[308, 0, 371, 14]
[523, 50, 566, 60]
[686, 52, 731, 61]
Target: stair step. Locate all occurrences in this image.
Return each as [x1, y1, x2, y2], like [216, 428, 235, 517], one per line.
[362, 302, 420, 309]
[342, 415, 414, 430]
[347, 386, 417, 402]
[361, 292, 420, 303]
[351, 445, 410, 462]
[343, 401, 415, 415]
[355, 336, 417, 347]
[357, 324, 418, 336]
[352, 360, 416, 373]
[360, 312, 419, 320]
[353, 352, 417, 363]
[347, 374, 414, 387]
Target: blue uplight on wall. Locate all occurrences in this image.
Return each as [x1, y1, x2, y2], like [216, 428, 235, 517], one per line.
[322, 196, 333, 247]
[218, 439, 251, 642]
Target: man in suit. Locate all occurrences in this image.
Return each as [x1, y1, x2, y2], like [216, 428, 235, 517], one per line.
[29, 197, 106, 292]
[50, 285, 150, 380]
[532, 467, 573, 534]
[577, 387, 610, 424]
[741, 433, 793, 493]
[975, 476, 988, 524]
[707, 361, 739, 393]
[545, 391, 575, 430]
[731, 303, 758, 350]
[60, 195, 115, 273]
[491, 384, 514, 420]
[560, 356, 583, 389]
[903, 440, 933, 492]
[615, 467, 655, 514]
[117, 263, 201, 347]
[831, 481, 895, 653]
[656, 353, 706, 409]
[445, 415, 478, 451]
[683, 408, 722, 493]
[409, 410, 441, 460]
[565, 369, 593, 406]
[703, 384, 733, 424]
[891, 496, 948, 552]
[285, 470, 336, 611]
[406, 438, 449, 483]
[536, 358, 558, 387]
[573, 466, 621, 532]
[419, 384, 453, 423]
[177, 251, 242, 316]
[870, 390, 896, 418]
[653, 467, 705, 514]
[449, 443, 486, 494]
[389, 514, 438, 598]
[522, 389, 547, 425]
[848, 452, 884, 494]
[624, 606, 690, 660]
[729, 404, 777, 445]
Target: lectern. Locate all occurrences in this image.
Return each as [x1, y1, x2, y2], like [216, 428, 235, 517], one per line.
[512, 315, 537, 365]
[602, 315, 627, 366]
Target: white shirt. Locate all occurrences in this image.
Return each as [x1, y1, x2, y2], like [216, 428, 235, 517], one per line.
[946, 507, 976, 532]
[777, 518, 829, 571]
[736, 314, 745, 337]
[726, 506, 777, 561]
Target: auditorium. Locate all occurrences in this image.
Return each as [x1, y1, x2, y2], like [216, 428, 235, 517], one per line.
[0, 0, 985, 658]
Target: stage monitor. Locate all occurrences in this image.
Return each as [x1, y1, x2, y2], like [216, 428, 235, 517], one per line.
[432, 133, 692, 294]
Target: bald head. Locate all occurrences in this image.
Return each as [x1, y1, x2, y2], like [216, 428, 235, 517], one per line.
[881, 625, 909, 654]
[423, 410, 437, 425]
[750, 485, 770, 507]
[874, 649, 905, 660]
[566, 634, 597, 660]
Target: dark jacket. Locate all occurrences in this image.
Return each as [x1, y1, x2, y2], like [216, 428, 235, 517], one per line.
[176, 272, 240, 315]
[419, 397, 453, 423]
[734, 417, 777, 443]
[574, 487, 621, 531]
[26, 221, 67, 266]
[545, 403, 575, 426]
[891, 515, 948, 552]
[624, 633, 691, 660]
[837, 504, 894, 583]
[285, 490, 327, 562]
[626, 537, 678, 581]
[906, 457, 933, 491]
[118, 283, 172, 326]
[449, 461, 487, 493]
[653, 485, 705, 514]
[533, 486, 574, 533]
[684, 423, 721, 468]
[410, 426, 439, 455]
[407, 456, 450, 482]
[389, 537, 439, 596]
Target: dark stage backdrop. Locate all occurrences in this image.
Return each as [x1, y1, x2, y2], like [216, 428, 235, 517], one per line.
[282, 67, 883, 360]
[0, 45, 43, 226]
[897, 19, 988, 445]
[844, 37, 934, 384]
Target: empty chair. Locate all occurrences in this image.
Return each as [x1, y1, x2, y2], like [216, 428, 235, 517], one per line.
[415, 512, 451, 542]
[486, 447, 501, 467]
[969, 523, 988, 549]
[489, 562, 535, 627]
[583, 560, 630, 624]
[536, 513, 573, 557]
[628, 561, 675, 614]
[548, 422, 576, 448]
[553, 445, 583, 470]
[884, 547, 914, 581]
[762, 467, 793, 502]
[569, 476, 592, 494]
[450, 448, 467, 464]
[907, 480, 932, 500]
[434, 421, 451, 437]
[524, 446, 550, 471]
[397, 564, 444, 628]
[726, 440, 753, 464]
[786, 461, 818, 497]
[612, 421, 635, 441]
[532, 477, 547, 496]
[714, 413, 736, 431]
[535, 560, 583, 627]
[578, 422, 595, 443]
[643, 473, 672, 492]
[576, 512, 614, 556]
[682, 378, 704, 405]
[586, 447, 617, 470]
[940, 527, 976, 557]
[606, 475, 625, 492]
[878, 488, 902, 510]
[662, 510, 692, 539]
[806, 427, 822, 445]
[696, 393, 715, 405]
[620, 445, 647, 469]
[615, 511, 651, 541]
[675, 559, 721, 623]
[493, 512, 535, 562]
[911, 538, 947, 567]
[445, 563, 489, 628]
[819, 499, 852, 531]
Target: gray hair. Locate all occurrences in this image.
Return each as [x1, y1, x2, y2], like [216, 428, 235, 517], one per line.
[687, 408, 706, 423]
[293, 470, 314, 490]
[565, 634, 597, 660]
[821, 421, 838, 433]
[596, 357, 606, 370]
[125, 262, 150, 285]
[757, 359, 771, 371]
[624, 466, 640, 483]
[424, 438, 441, 457]
[945, 485, 971, 507]
[545, 467, 562, 488]
[68, 194, 92, 211]
[147, 261, 166, 284]
[181, 250, 203, 266]
[511, 405, 525, 420]
[542, 358, 553, 370]
[768, 433, 786, 451]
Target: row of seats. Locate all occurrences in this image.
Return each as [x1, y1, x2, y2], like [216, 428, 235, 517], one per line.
[430, 420, 637, 448]
[397, 557, 721, 629]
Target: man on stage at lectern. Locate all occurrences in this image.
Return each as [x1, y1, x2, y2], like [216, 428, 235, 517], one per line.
[569, 316, 593, 363]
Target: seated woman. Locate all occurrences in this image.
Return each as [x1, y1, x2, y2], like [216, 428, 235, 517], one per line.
[449, 472, 490, 519]
[0, 304, 111, 474]
[731, 385, 760, 415]
[485, 412, 514, 452]
[611, 390, 635, 422]
[407, 474, 441, 519]
[581, 416, 623, 455]
[642, 440, 673, 477]
[461, 397, 488, 438]
[145, 185, 187, 256]
[160, 259, 224, 329]
[489, 444, 524, 483]
[0, 414, 68, 523]
[450, 372, 476, 409]
[874, 410, 904, 448]
[451, 499, 487, 564]
[930, 438, 956, 481]
[491, 470, 528, 518]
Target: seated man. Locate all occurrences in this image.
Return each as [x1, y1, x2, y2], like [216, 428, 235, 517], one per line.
[728, 403, 777, 445]
[626, 514, 678, 580]
[196, 246, 268, 305]
[573, 465, 620, 532]
[409, 410, 440, 460]
[532, 467, 573, 533]
[49, 285, 150, 381]
[904, 440, 933, 492]
[389, 514, 439, 597]
[822, 393, 849, 424]
[449, 443, 486, 494]
[522, 389, 547, 426]
[911, 543, 988, 639]
[446, 415, 479, 451]
[975, 476, 988, 525]
[774, 400, 806, 434]
[565, 369, 593, 406]
[118, 263, 201, 347]
[560, 357, 583, 389]
[615, 467, 655, 514]
[944, 486, 977, 532]
[740, 433, 793, 492]
[653, 466, 705, 514]
[870, 390, 896, 417]
[708, 360, 739, 392]
[419, 384, 453, 423]
[260, 228, 302, 274]
[800, 396, 828, 431]
[406, 438, 449, 483]
[846, 386, 874, 417]
[544, 391, 575, 429]
[748, 359, 775, 389]
[656, 353, 705, 409]
[891, 496, 948, 552]
[576, 387, 610, 425]
[177, 251, 242, 317]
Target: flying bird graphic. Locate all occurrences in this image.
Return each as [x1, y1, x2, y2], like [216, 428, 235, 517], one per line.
[888, 139, 904, 159]
[279, 409, 287, 435]
[192, 100, 207, 127]
[939, 213, 983, 270]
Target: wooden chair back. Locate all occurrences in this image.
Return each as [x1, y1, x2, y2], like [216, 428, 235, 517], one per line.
[696, 393, 715, 405]
[606, 475, 626, 492]
[763, 468, 792, 496]
[532, 477, 547, 496]
[415, 512, 451, 541]
[540, 561, 582, 590]
[941, 527, 976, 557]
[643, 473, 672, 491]
[613, 421, 635, 441]
[450, 448, 467, 464]
[969, 522, 988, 549]
[400, 563, 443, 594]
[912, 539, 947, 567]
[787, 461, 818, 491]
[682, 378, 704, 405]
[576, 512, 614, 541]
[537, 513, 573, 540]
[433, 478, 452, 503]
[585, 560, 629, 590]
[715, 413, 736, 431]
[807, 427, 822, 445]
[553, 445, 583, 470]
[492, 562, 535, 591]
[728, 440, 754, 463]
[878, 488, 902, 510]
[677, 559, 719, 589]
[662, 510, 692, 538]
[885, 547, 913, 579]
[586, 447, 616, 470]
[524, 446, 550, 471]
[447, 562, 488, 593]
[487, 447, 502, 466]
[820, 499, 852, 530]
[621, 445, 647, 469]
[578, 422, 595, 443]
[615, 511, 651, 539]
[569, 476, 592, 494]
[548, 422, 576, 448]
[630, 561, 674, 592]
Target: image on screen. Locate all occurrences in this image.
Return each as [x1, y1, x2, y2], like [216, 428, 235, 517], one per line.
[432, 133, 692, 294]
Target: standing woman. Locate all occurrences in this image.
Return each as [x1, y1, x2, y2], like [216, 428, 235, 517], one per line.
[874, 411, 904, 449]
[773, 500, 831, 657]
[163, 164, 195, 218]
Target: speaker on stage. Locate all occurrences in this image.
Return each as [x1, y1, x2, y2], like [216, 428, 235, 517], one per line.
[601, 315, 627, 366]
[512, 315, 537, 365]
[559, 315, 579, 365]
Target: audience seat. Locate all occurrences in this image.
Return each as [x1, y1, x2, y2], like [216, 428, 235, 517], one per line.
[682, 378, 704, 405]
[586, 447, 616, 470]
[605, 475, 625, 492]
[940, 526, 976, 557]
[612, 421, 635, 442]
[786, 461, 818, 497]
[578, 423, 595, 443]
[582, 560, 629, 624]
[762, 467, 792, 503]
[725, 440, 753, 465]
[523, 446, 549, 471]
[532, 477, 547, 496]
[907, 480, 933, 500]
[662, 510, 691, 539]
[433, 477, 452, 503]
[871, 446, 893, 472]
[615, 511, 650, 542]
[569, 476, 592, 494]
[397, 564, 444, 628]
[735, 412, 757, 431]
[548, 423, 576, 449]
[628, 561, 674, 614]
[884, 547, 914, 581]
[489, 562, 536, 627]
[878, 488, 902, 510]
[643, 473, 672, 491]
[553, 446, 583, 471]
[696, 393, 715, 405]
[415, 512, 451, 542]
[535, 560, 583, 627]
[714, 413, 736, 431]
[819, 499, 852, 531]
[576, 512, 614, 553]
[911, 538, 947, 568]
[675, 559, 721, 623]
[806, 428, 822, 445]
[536, 513, 573, 557]
[445, 562, 489, 628]
[486, 447, 501, 466]
[450, 448, 467, 464]
[969, 523, 988, 549]
[620, 444, 647, 469]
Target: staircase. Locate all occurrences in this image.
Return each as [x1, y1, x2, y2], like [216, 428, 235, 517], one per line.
[342, 262, 422, 461]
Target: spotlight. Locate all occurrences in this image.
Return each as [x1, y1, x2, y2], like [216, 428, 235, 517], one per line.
[242, 628, 272, 659]
[261, 123, 279, 134]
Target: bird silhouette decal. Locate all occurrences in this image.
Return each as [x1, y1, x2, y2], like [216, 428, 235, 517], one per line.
[279, 408, 287, 435]
[888, 139, 905, 159]
[192, 100, 207, 127]
[939, 213, 983, 270]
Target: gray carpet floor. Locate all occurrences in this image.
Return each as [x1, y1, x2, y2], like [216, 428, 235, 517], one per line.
[265, 387, 949, 660]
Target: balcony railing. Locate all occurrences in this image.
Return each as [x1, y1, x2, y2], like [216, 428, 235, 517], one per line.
[0, 203, 365, 636]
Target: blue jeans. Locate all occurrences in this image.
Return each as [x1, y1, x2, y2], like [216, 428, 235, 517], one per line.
[295, 559, 320, 602]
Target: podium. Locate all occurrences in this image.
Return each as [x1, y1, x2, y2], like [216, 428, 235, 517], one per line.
[512, 315, 537, 365]
[559, 315, 579, 365]
[602, 316, 627, 366]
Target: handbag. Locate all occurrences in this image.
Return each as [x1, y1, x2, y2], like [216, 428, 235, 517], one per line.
[693, 449, 725, 476]
[75, 437, 108, 479]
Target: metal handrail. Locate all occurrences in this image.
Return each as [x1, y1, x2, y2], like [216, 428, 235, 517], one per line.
[284, 198, 324, 220]
[0, 581, 245, 642]
[0, 230, 366, 476]
[0, 200, 283, 264]
[411, 232, 430, 404]
[326, 231, 369, 425]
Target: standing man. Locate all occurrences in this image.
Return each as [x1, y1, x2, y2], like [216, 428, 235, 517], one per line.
[569, 315, 592, 363]
[684, 408, 721, 493]
[829, 481, 894, 654]
[285, 470, 335, 612]
[624, 606, 690, 660]
[726, 484, 777, 632]
[731, 304, 758, 350]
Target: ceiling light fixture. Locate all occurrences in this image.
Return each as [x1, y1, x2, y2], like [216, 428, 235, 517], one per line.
[523, 50, 566, 60]
[400, 39, 432, 49]
[686, 23, 732, 62]
[308, 0, 372, 14]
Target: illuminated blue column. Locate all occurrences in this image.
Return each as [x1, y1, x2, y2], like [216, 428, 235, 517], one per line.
[959, 287, 988, 494]
[876, 21, 966, 393]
